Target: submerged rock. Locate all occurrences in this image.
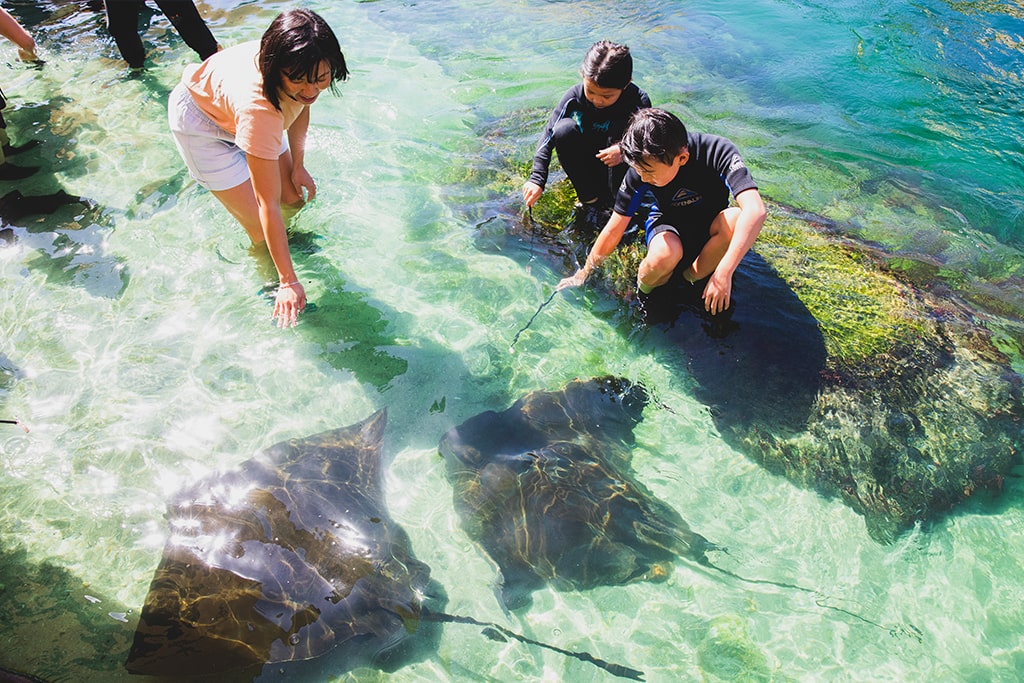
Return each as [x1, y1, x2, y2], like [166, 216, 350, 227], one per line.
[519, 185, 1023, 541]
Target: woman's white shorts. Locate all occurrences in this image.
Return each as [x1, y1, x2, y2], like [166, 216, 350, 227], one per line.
[167, 82, 286, 191]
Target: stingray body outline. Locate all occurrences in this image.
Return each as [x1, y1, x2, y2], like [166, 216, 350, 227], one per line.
[440, 376, 716, 610]
[125, 409, 444, 678]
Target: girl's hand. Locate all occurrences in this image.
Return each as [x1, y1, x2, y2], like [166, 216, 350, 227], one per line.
[522, 181, 543, 207]
[291, 166, 316, 203]
[596, 144, 622, 167]
[273, 281, 306, 328]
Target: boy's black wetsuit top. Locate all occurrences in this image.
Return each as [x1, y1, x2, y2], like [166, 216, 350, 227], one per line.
[528, 82, 652, 190]
[614, 132, 758, 229]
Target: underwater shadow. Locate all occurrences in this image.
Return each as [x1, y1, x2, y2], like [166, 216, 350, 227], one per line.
[247, 229, 410, 393]
[1, 97, 129, 299]
[0, 536, 136, 682]
[638, 250, 827, 442]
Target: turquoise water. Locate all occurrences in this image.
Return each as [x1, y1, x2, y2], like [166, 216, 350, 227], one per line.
[0, 0, 1022, 681]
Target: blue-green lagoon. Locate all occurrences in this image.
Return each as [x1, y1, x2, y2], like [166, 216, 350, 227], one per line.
[1, 0, 1022, 680]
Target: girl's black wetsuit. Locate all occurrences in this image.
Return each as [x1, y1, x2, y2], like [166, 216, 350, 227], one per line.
[528, 82, 651, 205]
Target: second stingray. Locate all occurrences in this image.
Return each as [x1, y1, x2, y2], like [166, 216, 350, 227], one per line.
[440, 375, 719, 611]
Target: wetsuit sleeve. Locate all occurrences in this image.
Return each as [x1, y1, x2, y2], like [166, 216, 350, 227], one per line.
[528, 85, 581, 189]
[612, 168, 648, 216]
[703, 134, 758, 197]
[639, 88, 652, 109]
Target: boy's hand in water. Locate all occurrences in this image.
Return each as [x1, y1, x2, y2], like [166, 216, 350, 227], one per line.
[556, 269, 587, 291]
[273, 281, 306, 328]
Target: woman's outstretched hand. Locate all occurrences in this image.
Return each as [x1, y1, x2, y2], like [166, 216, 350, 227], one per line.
[273, 281, 306, 328]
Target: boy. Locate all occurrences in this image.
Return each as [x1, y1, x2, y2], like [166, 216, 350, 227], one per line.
[557, 108, 766, 316]
[523, 41, 651, 217]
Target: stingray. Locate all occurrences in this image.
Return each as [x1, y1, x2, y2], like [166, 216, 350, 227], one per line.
[126, 409, 644, 681]
[125, 410, 444, 678]
[440, 377, 922, 644]
[439, 376, 721, 611]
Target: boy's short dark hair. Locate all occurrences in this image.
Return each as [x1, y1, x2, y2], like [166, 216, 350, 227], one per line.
[260, 9, 350, 110]
[580, 41, 633, 90]
[620, 108, 689, 166]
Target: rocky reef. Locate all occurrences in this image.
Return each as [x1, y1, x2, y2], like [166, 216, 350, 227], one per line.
[518, 180, 1023, 542]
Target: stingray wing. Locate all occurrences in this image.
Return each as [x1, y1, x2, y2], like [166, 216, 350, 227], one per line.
[127, 410, 431, 676]
[443, 378, 709, 609]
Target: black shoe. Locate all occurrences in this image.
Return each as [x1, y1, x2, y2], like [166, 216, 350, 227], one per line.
[570, 200, 611, 235]
[0, 163, 39, 181]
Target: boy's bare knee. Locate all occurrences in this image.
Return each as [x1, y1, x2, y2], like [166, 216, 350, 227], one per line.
[639, 253, 678, 287]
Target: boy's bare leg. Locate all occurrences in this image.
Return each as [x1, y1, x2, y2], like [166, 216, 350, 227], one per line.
[637, 231, 683, 293]
[683, 207, 739, 282]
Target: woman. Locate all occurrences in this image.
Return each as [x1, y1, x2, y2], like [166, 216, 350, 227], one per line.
[168, 9, 348, 327]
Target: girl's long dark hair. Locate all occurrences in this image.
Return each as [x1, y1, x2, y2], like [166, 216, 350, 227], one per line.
[259, 9, 349, 110]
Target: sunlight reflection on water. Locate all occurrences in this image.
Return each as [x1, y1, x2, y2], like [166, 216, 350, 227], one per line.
[0, 0, 1022, 681]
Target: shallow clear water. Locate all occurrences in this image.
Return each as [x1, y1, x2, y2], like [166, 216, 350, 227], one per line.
[0, 0, 1022, 681]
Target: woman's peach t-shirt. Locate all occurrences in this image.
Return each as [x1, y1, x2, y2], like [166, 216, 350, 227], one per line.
[183, 41, 306, 160]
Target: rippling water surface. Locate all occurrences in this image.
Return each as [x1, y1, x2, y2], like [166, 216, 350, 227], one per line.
[1, 0, 1022, 681]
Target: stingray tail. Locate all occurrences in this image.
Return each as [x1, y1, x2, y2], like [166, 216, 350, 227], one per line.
[697, 556, 922, 642]
[421, 608, 645, 680]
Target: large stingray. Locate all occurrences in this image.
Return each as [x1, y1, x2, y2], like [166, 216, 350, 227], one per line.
[440, 377, 921, 644]
[125, 409, 445, 678]
[439, 376, 718, 611]
[125, 409, 645, 681]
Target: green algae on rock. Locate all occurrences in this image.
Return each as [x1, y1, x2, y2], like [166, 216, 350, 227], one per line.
[696, 615, 787, 683]
[515, 190, 1022, 542]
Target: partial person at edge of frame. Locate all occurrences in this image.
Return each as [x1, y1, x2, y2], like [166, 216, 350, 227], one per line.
[105, 0, 219, 69]
[557, 107, 767, 317]
[523, 40, 651, 230]
[167, 8, 349, 327]
[0, 6, 41, 181]
[0, 7, 38, 62]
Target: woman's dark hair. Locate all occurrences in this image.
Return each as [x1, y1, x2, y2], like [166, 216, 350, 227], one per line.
[620, 108, 689, 166]
[580, 41, 633, 90]
[259, 9, 349, 110]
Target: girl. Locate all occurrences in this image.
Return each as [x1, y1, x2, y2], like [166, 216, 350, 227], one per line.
[523, 41, 651, 218]
[168, 9, 348, 327]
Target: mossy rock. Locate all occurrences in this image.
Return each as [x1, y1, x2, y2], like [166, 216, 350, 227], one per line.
[480, 107, 1021, 539]
[696, 615, 787, 683]
[754, 207, 926, 366]
[516, 186, 1023, 540]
